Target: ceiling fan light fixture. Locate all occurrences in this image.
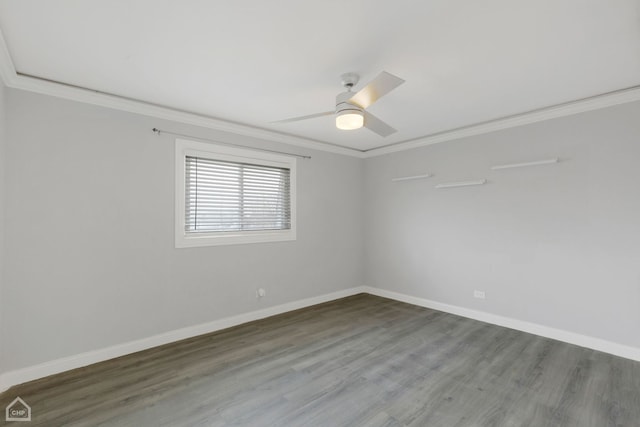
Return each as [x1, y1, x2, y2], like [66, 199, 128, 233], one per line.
[336, 110, 364, 130]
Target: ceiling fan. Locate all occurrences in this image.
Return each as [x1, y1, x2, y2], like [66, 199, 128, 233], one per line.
[273, 71, 405, 137]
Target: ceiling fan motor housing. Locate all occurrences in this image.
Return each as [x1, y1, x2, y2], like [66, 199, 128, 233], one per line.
[335, 91, 363, 115]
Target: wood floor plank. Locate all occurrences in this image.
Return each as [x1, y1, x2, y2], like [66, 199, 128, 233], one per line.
[1, 294, 639, 426]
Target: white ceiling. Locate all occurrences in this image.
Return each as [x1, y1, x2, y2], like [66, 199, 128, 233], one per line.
[1, 0, 639, 151]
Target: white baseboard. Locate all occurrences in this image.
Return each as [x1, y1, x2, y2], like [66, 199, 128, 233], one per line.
[363, 286, 640, 362]
[3, 285, 638, 393]
[0, 286, 367, 393]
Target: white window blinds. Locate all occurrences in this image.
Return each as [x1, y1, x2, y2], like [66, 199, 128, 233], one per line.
[185, 156, 291, 233]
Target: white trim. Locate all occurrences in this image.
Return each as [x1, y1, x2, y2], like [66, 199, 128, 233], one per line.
[0, 73, 362, 157]
[362, 86, 640, 158]
[2, 29, 640, 161]
[12, 70, 640, 160]
[363, 286, 640, 362]
[0, 28, 17, 87]
[15, 74, 363, 157]
[174, 139, 297, 248]
[0, 31, 360, 158]
[2, 285, 638, 392]
[0, 286, 367, 392]
[2, 22, 640, 160]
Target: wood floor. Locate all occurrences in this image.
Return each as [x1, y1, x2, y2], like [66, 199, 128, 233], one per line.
[1, 294, 639, 427]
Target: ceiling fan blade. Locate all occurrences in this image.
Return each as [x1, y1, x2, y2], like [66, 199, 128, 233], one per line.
[271, 111, 334, 124]
[364, 111, 397, 137]
[348, 71, 405, 109]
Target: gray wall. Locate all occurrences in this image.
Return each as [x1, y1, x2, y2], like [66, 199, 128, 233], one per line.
[1, 90, 364, 372]
[0, 82, 6, 374]
[3, 85, 639, 375]
[364, 101, 640, 349]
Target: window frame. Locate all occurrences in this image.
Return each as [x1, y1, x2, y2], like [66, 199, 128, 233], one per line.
[175, 138, 297, 248]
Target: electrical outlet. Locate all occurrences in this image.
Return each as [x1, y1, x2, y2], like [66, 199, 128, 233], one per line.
[473, 290, 486, 299]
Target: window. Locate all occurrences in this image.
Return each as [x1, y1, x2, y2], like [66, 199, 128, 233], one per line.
[175, 139, 296, 247]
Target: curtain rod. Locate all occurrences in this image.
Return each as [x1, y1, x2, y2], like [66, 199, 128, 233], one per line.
[152, 128, 312, 159]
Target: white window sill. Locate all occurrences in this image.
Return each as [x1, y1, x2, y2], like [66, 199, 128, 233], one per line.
[175, 229, 296, 248]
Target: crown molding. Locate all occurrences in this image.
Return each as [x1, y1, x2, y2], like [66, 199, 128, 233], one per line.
[363, 85, 640, 158]
[3, 24, 640, 160]
[11, 73, 366, 158]
[0, 30, 364, 158]
[0, 27, 17, 87]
